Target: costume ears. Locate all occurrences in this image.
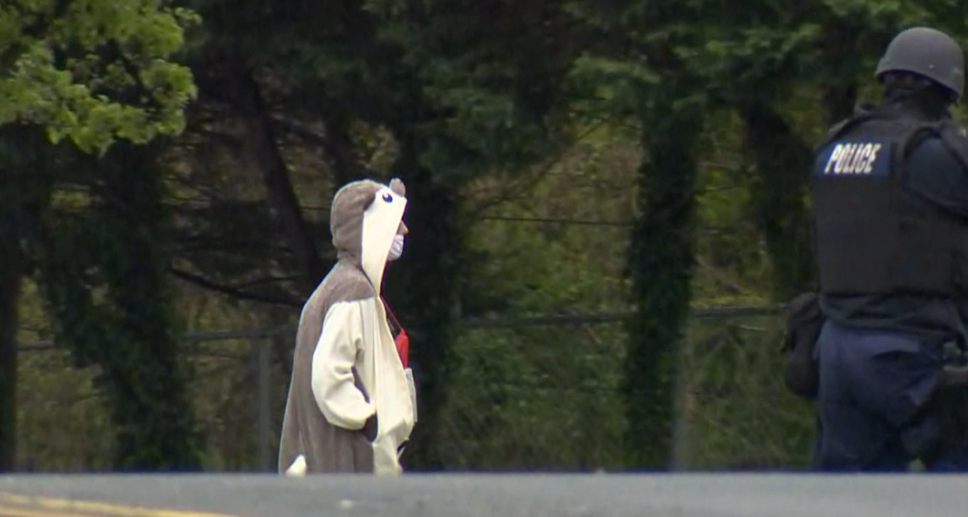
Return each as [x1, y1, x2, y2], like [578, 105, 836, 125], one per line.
[389, 177, 406, 197]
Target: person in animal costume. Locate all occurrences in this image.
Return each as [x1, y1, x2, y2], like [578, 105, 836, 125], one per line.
[278, 177, 416, 476]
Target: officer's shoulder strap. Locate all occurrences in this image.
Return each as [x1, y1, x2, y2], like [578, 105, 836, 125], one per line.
[897, 121, 940, 155]
[819, 102, 889, 143]
[933, 119, 968, 168]
[825, 119, 849, 138]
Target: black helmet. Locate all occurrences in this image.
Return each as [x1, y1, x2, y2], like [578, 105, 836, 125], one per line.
[875, 27, 965, 100]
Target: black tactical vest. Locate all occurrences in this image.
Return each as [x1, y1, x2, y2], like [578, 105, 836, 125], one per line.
[812, 111, 968, 297]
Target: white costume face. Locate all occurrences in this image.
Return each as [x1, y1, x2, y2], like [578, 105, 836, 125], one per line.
[360, 185, 407, 292]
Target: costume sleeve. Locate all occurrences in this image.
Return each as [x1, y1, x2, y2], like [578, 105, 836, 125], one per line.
[311, 301, 376, 429]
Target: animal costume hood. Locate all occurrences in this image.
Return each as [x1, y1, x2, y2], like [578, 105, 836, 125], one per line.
[278, 177, 416, 476]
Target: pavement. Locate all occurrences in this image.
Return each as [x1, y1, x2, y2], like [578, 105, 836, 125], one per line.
[0, 473, 966, 517]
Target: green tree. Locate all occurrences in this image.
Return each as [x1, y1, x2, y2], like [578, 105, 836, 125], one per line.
[626, 102, 706, 468]
[33, 142, 203, 470]
[565, 0, 713, 468]
[0, 125, 56, 471]
[0, 0, 198, 153]
[1, 0, 201, 470]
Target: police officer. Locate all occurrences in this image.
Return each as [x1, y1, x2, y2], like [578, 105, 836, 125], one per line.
[811, 26, 968, 471]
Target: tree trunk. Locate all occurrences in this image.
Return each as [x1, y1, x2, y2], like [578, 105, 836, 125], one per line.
[740, 102, 816, 299]
[819, 18, 860, 128]
[36, 142, 202, 471]
[383, 133, 464, 470]
[225, 60, 326, 291]
[0, 221, 22, 472]
[323, 111, 368, 187]
[0, 125, 54, 471]
[822, 82, 858, 127]
[624, 103, 705, 469]
[96, 142, 203, 470]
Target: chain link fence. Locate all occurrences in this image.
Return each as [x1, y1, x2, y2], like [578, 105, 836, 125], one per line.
[14, 306, 817, 472]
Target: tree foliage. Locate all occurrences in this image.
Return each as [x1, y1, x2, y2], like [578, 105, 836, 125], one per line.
[10, 0, 968, 473]
[0, 0, 198, 152]
[1, 1, 203, 470]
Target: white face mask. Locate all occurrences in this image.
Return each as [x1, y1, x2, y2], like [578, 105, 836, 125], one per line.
[387, 233, 405, 261]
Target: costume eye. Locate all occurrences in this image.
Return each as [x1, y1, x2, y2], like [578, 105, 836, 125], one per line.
[382, 193, 393, 202]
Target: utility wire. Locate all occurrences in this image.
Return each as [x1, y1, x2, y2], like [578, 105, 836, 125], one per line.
[16, 304, 784, 351]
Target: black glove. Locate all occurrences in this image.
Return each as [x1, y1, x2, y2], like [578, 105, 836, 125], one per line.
[362, 413, 378, 442]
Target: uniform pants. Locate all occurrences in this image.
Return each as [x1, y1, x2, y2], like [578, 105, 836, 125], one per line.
[812, 320, 968, 471]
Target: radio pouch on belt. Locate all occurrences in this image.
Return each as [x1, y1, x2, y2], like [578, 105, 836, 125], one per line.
[782, 292, 825, 400]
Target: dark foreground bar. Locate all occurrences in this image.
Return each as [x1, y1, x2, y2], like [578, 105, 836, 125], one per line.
[0, 473, 963, 517]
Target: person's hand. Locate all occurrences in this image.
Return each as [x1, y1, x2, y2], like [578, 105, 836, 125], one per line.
[362, 413, 378, 441]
